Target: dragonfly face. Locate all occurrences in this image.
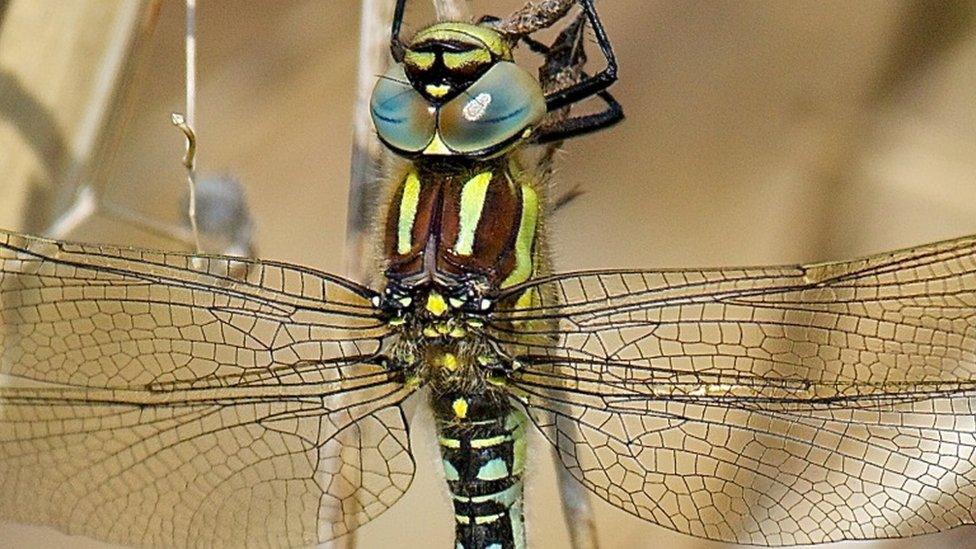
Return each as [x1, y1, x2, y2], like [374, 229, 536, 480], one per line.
[4, 1, 976, 548]
[370, 22, 546, 158]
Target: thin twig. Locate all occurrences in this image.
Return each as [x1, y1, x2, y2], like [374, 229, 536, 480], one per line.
[345, 0, 395, 281]
[173, 0, 202, 254]
[185, 0, 196, 130]
[495, 0, 575, 35]
[172, 113, 201, 253]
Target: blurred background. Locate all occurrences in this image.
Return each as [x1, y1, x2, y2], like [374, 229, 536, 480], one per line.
[2, 0, 976, 547]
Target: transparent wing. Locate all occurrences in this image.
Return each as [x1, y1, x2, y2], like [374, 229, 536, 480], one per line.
[489, 233, 976, 545]
[0, 229, 415, 547]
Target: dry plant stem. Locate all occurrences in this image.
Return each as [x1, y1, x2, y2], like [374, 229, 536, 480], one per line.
[181, 0, 202, 254]
[496, 0, 575, 35]
[345, 0, 395, 281]
[556, 465, 601, 549]
[171, 113, 202, 254]
[336, 2, 404, 548]
[86, 0, 165, 196]
[184, 0, 196, 130]
[42, 1, 146, 238]
[532, 9, 602, 549]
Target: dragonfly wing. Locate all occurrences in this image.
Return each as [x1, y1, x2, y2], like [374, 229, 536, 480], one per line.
[0, 229, 415, 546]
[489, 234, 976, 545]
[0, 384, 415, 546]
[0, 229, 390, 388]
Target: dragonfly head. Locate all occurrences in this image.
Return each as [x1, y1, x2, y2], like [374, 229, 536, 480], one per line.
[401, 22, 512, 103]
[370, 22, 546, 159]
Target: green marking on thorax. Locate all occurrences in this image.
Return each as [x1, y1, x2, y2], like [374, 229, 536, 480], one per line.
[404, 50, 436, 70]
[443, 49, 492, 70]
[397, 171, 421, 254]
[501, 184, 539, 288]
[453, 171, 492, 256]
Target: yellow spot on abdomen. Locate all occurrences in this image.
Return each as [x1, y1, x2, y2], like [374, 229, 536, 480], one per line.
[452, 398, 469, 419]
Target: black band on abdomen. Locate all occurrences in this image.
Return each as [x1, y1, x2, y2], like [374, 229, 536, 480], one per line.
[434, 394, 527, 549]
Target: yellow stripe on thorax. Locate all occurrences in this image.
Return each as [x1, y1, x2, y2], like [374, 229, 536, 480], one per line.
[453, 172, 492, 256]
[501, 184, 539, 288]
[443, 49, 491, 70]
[396, 171, 421, 254]
[403, 50, 435, 70]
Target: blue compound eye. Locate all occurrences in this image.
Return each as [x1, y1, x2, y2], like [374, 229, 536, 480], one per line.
[370, 65, 436, 154]
[438, 62, 546, 155]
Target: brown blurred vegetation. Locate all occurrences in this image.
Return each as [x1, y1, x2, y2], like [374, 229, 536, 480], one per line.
[1, 1, 976, 548]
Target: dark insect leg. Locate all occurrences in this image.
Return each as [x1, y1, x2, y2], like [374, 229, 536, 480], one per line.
[520, 18, 624, 143]
[533, 91, 623, 143]
[390, 0, 408, 62]
[541, 0, 619, 112]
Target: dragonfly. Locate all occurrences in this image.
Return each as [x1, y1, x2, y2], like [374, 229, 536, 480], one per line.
[3, 0, 976, 547]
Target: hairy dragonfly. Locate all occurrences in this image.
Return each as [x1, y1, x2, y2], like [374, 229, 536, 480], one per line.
[3, 1, 976, 547]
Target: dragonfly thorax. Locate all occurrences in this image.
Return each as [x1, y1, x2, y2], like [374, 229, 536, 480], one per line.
[379, 286, 512, 395]
[382, 160, 539, 295]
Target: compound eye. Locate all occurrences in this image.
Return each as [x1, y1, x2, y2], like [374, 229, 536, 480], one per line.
[438, 61, 546, 155]
[370, 65, 436, 153]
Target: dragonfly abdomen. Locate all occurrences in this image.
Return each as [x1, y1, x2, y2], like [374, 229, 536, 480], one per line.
[433, 393, 528, 549]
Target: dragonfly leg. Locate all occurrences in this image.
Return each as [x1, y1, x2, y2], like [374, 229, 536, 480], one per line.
[532, 89, 623, 143]
[538, 0, 618, 113]
[390, 0, 408, 61]
[516, 11, 624, 143]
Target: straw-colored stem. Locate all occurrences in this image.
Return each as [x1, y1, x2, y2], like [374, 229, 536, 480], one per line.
[344, 0, 395, 281]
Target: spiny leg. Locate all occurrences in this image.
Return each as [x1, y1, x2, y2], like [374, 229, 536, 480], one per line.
[520, 15, 623, 144]
[490, 0, 618, 113]
[486, 1, 623, 143]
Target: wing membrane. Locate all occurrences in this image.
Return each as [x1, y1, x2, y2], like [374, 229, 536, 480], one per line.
[0, 229, 415, 546]
[0, 385, 415, 546]
[490, 234, 976, 545]
[0, 229, 389, 389]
